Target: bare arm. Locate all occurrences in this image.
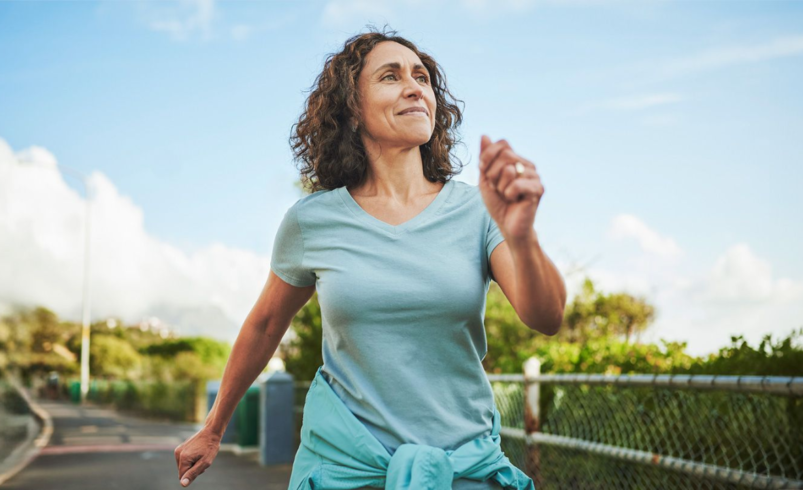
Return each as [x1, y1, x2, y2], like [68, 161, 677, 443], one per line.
[490, 235, 566, 336]
[204, 269, 316, 437]
[175, 269, 315, 487]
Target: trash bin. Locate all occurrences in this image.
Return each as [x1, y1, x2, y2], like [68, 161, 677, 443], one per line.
[69, 380, 81, 404]
[236, 385, 261, 447]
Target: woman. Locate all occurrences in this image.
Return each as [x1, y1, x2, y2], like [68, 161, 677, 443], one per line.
[174, 26, 566, 489]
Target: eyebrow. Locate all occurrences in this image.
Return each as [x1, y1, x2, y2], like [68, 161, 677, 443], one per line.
[372, 62, 429, 76]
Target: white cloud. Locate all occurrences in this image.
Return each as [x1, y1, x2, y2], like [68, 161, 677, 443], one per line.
[0, 138, 280, 347]
[641, 242, 803, 357]
[690, 244, 803, 305]
[139, 0, 216, 42]
[616, 34, 803, 88]
[560, 216, 803, 357]
[608, 214, 683, 259]
[655, 34, 803, 80]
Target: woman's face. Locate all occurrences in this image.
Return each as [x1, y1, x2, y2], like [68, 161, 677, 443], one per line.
[356, 41, 437, 150]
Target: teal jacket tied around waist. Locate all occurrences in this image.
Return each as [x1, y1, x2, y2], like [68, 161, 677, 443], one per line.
[288, 366, 536, 490]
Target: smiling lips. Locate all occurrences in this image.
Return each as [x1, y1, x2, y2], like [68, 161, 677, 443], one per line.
[399, 107, 428, 116]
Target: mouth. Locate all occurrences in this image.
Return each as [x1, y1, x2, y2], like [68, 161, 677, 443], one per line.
[398, 108, 429, 116]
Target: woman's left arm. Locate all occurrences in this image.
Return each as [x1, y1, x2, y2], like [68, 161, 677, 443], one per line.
[479, 135, 567, 335]
[491, 234, 566, 335]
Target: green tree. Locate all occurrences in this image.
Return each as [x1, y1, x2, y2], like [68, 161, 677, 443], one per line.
[558, 277, 654, 344]
[87, 334, 142, 378]
[278, 292, 323, 382]
[686, 329, 803, 376]
[139, 337, 231, 374]
[0, 305, 79, 379]
[483, 282, 541, 374]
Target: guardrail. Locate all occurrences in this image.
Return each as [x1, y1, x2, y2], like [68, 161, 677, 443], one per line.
[0, 377, 53, 486]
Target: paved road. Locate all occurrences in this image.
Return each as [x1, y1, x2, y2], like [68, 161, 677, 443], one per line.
[2, 396, 293, 490]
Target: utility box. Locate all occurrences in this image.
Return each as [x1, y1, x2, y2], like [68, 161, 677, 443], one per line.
[259, 371, 295, 466]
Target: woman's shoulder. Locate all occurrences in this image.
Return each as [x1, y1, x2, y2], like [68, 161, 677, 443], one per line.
[291, 186, 339, 212]
[450, 178, 478, 194]
[444, 178, 483, 210]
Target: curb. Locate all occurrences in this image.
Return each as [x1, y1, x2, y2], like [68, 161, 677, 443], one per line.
[0, 379, 54, 486]
[220, 443, 260, 456]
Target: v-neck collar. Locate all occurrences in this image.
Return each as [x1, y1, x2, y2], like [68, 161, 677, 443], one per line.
[337, 179, 455, 236]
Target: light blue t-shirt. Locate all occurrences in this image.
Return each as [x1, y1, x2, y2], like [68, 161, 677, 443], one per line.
[271, 178, 508, 486]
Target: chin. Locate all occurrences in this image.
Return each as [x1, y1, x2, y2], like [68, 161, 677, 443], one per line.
[407, 130, 434, 146]
[386, 129, 434, 148]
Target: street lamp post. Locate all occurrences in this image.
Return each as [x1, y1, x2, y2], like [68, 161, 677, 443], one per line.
[29, 162, 94, 404]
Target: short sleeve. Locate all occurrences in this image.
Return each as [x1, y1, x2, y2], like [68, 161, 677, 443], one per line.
[486, 215, 505, 283]
[270, 203, 316, 287]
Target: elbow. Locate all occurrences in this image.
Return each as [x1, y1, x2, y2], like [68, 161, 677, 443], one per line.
[546, 319, 563, 337]
[539, 320, 563, 337]
[526, 307, 564, 337]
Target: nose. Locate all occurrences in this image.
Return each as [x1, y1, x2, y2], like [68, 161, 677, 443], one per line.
[402, 74, 424, 100]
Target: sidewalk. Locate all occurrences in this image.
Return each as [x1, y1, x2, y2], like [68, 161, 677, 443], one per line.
[1, 394, 293, 490]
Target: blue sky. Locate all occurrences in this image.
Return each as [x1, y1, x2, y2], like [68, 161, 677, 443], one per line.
[1, 0, 801, 356]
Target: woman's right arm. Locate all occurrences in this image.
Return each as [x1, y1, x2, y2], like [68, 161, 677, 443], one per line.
[174, 270, 316, 487]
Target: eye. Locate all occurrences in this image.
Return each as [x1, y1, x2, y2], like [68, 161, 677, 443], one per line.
[381, 73, 429, 83]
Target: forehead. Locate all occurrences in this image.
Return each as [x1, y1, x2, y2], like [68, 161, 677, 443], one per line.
[363, 41, 425, 71]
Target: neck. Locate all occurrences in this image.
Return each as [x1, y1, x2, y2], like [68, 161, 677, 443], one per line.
[353, 141, 438, 202]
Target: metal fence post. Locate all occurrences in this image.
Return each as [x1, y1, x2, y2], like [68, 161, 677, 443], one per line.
[523, 356, 542, 488]
[259, 371, 295, 466]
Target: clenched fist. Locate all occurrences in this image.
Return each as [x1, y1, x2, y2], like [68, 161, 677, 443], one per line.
[174, 427, 222, 487]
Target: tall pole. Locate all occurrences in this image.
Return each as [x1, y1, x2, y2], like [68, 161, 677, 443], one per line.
[29, 162, 93, 404]
[78, 176, 92, 404]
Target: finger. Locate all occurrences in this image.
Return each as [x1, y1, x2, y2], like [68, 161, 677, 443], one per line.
[495, 163, 520, 196]
[486, 148, 522, 186]
[480, 134, 491, 154]
[174, 446, 182, 475]
[180, 459, 211, 487]
[503, 178, 542, 203]
[480, 138, 510, 171]
[178, 454, 199, 482]
[478, 138, 493, 188]
[479, 138, 511, 171]
[498, 162, 538, 195]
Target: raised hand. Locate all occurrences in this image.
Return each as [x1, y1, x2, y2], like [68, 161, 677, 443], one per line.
[478, 134, 544, 241]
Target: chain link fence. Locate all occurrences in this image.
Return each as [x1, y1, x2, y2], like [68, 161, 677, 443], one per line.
[489, 360, 803, 490]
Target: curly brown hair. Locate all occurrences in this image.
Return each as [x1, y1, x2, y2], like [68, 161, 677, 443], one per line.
[289, 24, 466, 194]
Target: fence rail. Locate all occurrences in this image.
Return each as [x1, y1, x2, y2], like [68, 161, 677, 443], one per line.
[492, 373, 802, 396]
